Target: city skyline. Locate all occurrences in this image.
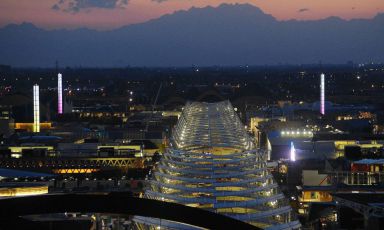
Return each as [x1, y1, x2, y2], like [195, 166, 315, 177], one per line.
[1, 1, 384, 229]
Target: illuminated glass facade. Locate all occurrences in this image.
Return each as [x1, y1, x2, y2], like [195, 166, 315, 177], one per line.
[142, 101, 301, 229]
[33, 84, 40, 133]
[290, 142, 296, 162]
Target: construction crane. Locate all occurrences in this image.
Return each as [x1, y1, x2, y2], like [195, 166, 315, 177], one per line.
[145, 83, 162, 132]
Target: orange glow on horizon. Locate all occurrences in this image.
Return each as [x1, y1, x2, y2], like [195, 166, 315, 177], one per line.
[0, 0, 383, 30]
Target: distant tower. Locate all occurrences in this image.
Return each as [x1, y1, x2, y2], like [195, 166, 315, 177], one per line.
[320, 73, 325, 115]
[33, 84, 40, 133]
[290, 141, 296, 161]
[58, 73, 63, 114]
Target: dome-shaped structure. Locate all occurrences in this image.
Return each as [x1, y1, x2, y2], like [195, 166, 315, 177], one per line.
[138, 101, 300, 229]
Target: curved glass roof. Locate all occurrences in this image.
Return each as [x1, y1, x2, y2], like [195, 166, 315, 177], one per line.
[172, 101, 255, 151]
[143, 101, 300, 229]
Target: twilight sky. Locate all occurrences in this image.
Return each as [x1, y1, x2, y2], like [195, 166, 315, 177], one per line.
[0, 0, 383, 30]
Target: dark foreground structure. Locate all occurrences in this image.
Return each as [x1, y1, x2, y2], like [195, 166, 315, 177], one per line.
[333, 193, 384, 230]
[0, 193, 259, 230]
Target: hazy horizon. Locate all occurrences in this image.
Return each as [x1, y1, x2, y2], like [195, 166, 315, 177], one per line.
[1, 3, 383, 67]
[1, 1, 384, 30]
[2, 4, 384, 32]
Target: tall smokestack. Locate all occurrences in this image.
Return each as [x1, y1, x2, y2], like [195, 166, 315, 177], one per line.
[33, 84, 40, 133]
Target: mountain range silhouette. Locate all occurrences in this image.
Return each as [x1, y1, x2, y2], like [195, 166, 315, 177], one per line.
[0, 3, 383, 67]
